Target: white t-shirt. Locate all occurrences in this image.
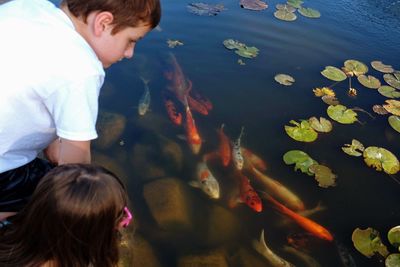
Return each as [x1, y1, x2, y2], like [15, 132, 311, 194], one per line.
[0, 0, 105, 172]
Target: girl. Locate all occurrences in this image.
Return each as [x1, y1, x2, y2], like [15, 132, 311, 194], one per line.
[0, 164, 133, 267]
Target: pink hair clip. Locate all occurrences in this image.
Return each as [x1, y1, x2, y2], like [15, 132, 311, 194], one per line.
[119, 206, 133, 228]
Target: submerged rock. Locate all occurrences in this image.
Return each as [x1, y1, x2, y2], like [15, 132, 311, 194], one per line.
[94, 110, 126, 150]
[92, 151, 128, 183]
[177, 248, 229, 267]
[131, 143, 167, 181]
[229, 247, 269, 267]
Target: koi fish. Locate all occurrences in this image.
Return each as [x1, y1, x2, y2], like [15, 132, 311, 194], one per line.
[187, 95, 209, 115]
[262, 193, 334, 242]
[163, 94, 182, 125]
[242, 147, 267, 171]
[252, 229, 296, 267]
[232, 127, 244, 170]
[217, 124, 231, 167]
[138, 77, 151, 116]
[191, 88, 213, 111]
[189, 162, 220, 199]
[184, 104, 202, 154]
[238, 174, 262, 212]
[249, 167, 305, 211]
[283, 245, 321, 267]
[165, 52, 192, 104]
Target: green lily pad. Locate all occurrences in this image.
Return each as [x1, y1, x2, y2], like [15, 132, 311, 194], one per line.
[342, 60, 369, 77]
[388, 226, 400, 250]
[321, 66, 347, 81]
[287, 0, 303, 8]
[371, 61, 394, 73]
[363, 146, 400, 174]
[298, 7, 321, 18]
[308, 117, 332, 132]
[276, 3, 296, 12]
[283, 150, 318, 176]
[386, 254, 400, 267]
[235, 46, 259, 58]
[384, 100, 400, 116]
[342, 139, 365, 157]
[274, 9, 297, 21]
[322, 95, 340, 105]
[384, 72, 400, 89]
[284, 120, 318, 142]
[389, 116, 400, 133]
[327, 105, 358, 124]
[308, 164, 337, 188]
[223, 39, 245, 50]
[275, 74, 295, 85]
[351, 227, 389, 258]
[357, 75, 381, 89]
[373, 104, 389, 115]
[378, 86, 400, 98]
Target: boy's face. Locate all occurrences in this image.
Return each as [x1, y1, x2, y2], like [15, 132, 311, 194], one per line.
[94, 23, 151, 68]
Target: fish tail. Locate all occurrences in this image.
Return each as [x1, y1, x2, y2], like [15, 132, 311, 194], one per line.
[140, 76, 150, 86]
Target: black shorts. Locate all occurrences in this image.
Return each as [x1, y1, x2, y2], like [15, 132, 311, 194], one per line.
[0, 158, 54, 212]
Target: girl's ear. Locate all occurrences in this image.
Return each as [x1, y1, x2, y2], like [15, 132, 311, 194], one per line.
[93, 11, 114, 36]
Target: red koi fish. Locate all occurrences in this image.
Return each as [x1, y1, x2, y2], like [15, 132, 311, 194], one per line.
[184, 104, 202, 154]
[165, 53, 192, 104]
[187, 95, 209, 115]
[263, 193, 334, 242]
[163, 96, 182, 126]
[191, 88, 213, 111]
[238, 174, 262, 212]
[242, 147, 267, 172]
[217, 124, 231, 167]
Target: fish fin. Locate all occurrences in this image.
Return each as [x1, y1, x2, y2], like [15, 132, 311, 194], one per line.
[188, 181, 200, 188]
[176, 134, 187, 141]
[251, 230, 266, 255]
[140, 76, 150, 85]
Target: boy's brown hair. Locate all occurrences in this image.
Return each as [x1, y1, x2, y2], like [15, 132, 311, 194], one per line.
[62, 0, 161, 34]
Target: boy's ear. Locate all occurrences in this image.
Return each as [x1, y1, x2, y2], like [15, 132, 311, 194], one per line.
[93, 11, 114, 36]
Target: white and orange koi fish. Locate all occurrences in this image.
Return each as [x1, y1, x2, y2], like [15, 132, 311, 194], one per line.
[183, 102, 202, 154]
[232, 127, 244, 170]
[189, 161, 220, 199]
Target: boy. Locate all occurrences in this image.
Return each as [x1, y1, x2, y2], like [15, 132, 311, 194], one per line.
[0, 0, 161, 219]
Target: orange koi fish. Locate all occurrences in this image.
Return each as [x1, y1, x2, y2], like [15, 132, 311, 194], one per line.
[263, 193, 333, 242]
[238, 174, 262, 212]
[232, 127, 245, 170]
[217, 124, 231, 167]
[163, 95, 182, 126]
[184, 104, 202, 154]
[187, 95, 209, 115]
[242, 147, 267, 172]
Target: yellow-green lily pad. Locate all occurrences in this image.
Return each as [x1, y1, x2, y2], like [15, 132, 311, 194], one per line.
[313, 87, 335, 97]
[388, 115, 400, 133]
[275, 74, 295, 85]
[283, 150, 318, 176]
[235, 46, 259, 58]
[386, 254, 400, 267]
[371, 61, 394, 73]
[327, 104, 358, 124]
[373, 104, 389, 115]
[274, 9, 297, 21]
[276, 3, 296, 12]
[321, 66, 347, 81]
[298, 7, 321, 18]
[223, 39, 245, 50]
[351, 227, 389, 258]
[388, 226, 400, 251]
[342, 60, 369, 77]
[378, 85, 400, 98]
[284, 120, 318, 142]
[357, 75, 381, 89]
[167, 39, 184, 48]
[363, 146, 400, 175]
[322, 95, 340, 105]
[342, 139, 365, 157]
[384, 100, 400, 116]
[287, 0, 303, 8]
[384, 72, 400, 89]
[308, 164, 337, 188]
[308, 116, 332, 132]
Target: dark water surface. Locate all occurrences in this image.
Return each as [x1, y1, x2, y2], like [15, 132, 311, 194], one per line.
[98, 0, 400, 266]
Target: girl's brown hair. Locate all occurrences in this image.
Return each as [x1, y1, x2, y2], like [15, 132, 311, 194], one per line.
[0, 164, 129, 267]
[63, 0, 161, 34]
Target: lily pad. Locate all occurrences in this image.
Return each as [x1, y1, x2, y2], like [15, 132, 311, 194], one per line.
[363, 146, 400, 174]
[287, 0, 303, 8]
[388, 115, 400, 133]
[342, 60, 368, 77]
[371, 61, 394, 73]
[284, 120, 318, 142]
[276, 3, 296, 12]
[275, 74, 295, 86]
[223, 39, 245, 50]
[342, 139, 365, 157]
[357, 75, 381, 89]
[187, 3, 225, 16]
[298, 7, 321, 18]
[384, 72, 400, 89]
[321, 66, 347, 81]
[283, 150, 318, 176]
[235, 46, 259, 58]
[322, 95, 340, 105]
[313, 87, 335, 97]
[373, 104, 389, 115]
[240, 0, 268, 11]
[167, 39, 183, 48]
[378, 86, 400, 98]
[308, 164, 337, 188]
[388, 226, 400, 250]
[351, 227, 390, 258]
[274, 9, 297, 21]
[386, 254, 400, 267]
[384, 100, 400, 116]
[308, 117, 332, 132]
[327, 105, 358, 124]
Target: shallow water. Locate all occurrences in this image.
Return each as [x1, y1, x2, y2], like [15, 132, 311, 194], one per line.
[98, 0, 400, 266]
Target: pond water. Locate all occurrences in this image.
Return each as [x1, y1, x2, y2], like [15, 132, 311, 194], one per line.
[96, 0, 400, 266]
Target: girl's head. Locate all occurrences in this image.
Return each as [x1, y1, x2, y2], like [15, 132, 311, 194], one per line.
[0, 164, 130, 267]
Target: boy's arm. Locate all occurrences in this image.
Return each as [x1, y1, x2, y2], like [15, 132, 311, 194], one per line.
[44, 138, 91, 165]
